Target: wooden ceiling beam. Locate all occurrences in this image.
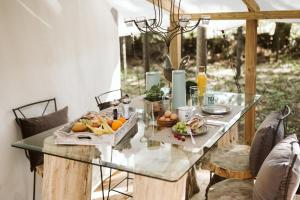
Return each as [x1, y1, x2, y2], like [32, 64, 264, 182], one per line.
[183, 10, 300, 20]
[146, 0, 184, 14]
[242, 0, 260, 12]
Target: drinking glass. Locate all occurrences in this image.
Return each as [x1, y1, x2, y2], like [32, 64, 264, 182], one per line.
[189, 86, 199, 106]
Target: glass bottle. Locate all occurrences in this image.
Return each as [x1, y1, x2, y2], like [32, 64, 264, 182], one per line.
[196, 66, 207, 97]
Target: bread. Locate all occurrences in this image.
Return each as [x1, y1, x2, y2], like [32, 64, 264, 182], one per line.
[71, 122, 88, 132]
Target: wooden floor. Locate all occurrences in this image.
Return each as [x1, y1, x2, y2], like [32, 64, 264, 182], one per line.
[92, 169, 300, 200]
[92, 169, 210, 200]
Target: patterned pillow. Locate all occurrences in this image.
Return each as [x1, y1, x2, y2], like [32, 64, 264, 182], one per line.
[249, 111, 284, 177]
[253, 134, 300, 200]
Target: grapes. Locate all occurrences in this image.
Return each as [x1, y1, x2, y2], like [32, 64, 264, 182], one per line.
[175, 122, 187, 133]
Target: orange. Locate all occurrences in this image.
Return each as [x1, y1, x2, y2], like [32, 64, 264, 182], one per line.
[118, 116, 126, 124]
[111, 120, 123, 131]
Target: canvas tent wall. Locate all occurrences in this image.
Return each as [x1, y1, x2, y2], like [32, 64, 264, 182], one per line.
[0, 0, 120, 199]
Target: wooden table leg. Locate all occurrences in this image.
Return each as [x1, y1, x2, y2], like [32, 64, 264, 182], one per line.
[133, 174, 187, 200]
[218, 124, 238, 148]
[185, 167, 200, 200]
[42, 137, 93, 200]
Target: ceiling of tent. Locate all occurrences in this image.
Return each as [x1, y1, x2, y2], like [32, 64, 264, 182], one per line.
[108, 0, 300, 37]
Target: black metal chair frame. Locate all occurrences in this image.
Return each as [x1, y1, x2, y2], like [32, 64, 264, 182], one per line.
[205, 105, 292, 200]
[12, 98, 57, 200]
[95, 90, 133, 200]
[95, 89, 123, 111]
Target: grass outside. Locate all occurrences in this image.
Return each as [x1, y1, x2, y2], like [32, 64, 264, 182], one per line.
[121, 58, 300, 137]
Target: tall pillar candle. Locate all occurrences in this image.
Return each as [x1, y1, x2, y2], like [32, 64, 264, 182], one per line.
[172, 70, 186, 109]
[146, 72, 160, 91]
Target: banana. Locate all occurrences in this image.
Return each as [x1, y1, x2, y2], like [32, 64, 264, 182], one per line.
[97, 116, 114, 134]
[86, 124, 104, 135]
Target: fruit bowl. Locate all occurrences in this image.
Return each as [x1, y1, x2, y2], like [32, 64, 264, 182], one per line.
[156, 110, 178, 127]
[157, 117, 178, 127]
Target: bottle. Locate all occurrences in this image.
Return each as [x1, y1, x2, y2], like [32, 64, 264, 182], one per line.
[196, 66, 207, 97]
[112, 99, 120, 120]
[122, 95, 131, 119]
[172, 70, 186, 109]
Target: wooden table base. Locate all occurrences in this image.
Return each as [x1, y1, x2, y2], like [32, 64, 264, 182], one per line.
[42, 154, 92, 200]
[42, 137, 93, 200]
[133, 174, 187, 200]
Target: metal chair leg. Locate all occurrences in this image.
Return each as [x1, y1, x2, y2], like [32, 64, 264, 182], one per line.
[205, 173, 226, 200]
[99, 166, 105, 200]
[107, 168, 112, 200]
[33, 170, 36, 200]
[205, 171, 212, 200]
[126, 172, 129, 191]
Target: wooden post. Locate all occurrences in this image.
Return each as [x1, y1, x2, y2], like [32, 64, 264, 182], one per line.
[196, 26, 207, 67]
[169, 25, 181, 69]
[244, 20, 257, 145]
[122, 37, 127, 76]
[143, 32, 150, 73]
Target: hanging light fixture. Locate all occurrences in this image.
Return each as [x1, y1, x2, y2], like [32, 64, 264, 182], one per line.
[124, 0, 210, 52]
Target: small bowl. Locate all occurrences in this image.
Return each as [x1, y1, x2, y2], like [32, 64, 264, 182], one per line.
[157, 117, 178, 127]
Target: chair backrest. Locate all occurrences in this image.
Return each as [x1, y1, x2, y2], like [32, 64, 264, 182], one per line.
[12, 98, 57, 127]
[95, 89, 123, 111]
[272, 105, 292, 146]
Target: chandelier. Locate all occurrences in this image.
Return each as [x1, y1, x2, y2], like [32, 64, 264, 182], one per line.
[124, 0, 210, 52]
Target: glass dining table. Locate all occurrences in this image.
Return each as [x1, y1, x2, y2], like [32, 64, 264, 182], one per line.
[12, 91, 261, 200]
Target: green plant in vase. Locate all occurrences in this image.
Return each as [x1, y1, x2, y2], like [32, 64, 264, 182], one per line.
[144, 84, 164, 101]
[144, 84, 169, 119]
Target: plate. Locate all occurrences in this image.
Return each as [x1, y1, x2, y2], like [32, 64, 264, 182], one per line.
[171, 125, 208, 136]
[201, 105, 231, 115]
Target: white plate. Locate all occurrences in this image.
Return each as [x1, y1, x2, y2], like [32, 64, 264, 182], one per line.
[202, 105, 231, 115]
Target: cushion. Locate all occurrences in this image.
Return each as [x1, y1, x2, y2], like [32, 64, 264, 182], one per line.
[253, 134, 300, 200]
[19, 106, 68, 171]
[208, 179, 254, 200]
[249, 111, 284, 177]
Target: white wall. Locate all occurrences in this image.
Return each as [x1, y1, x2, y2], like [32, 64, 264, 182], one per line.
[0, 0, 120, 199]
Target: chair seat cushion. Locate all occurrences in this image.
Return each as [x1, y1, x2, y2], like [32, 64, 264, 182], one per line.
[208, 179, 254, 200]
[209, 145, 253, 179]
[249, 111, 284, 177]
[19, 107, 68, 171]
[253, 134, 300, 200]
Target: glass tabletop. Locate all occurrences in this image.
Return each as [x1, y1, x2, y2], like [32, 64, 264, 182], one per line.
[12, 92, 261, 182]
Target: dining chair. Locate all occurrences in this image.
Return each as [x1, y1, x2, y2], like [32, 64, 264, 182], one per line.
[207, 135, 300, 200]
[204, 105, 292, 198]
[95, 89, 123, 111]
[95, 89, 133, 199]
[12, 98, 68, 200]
